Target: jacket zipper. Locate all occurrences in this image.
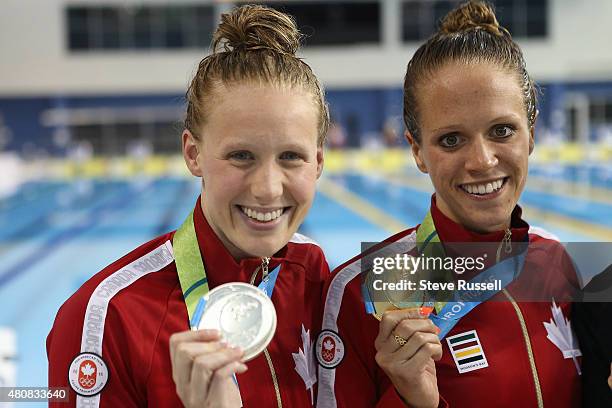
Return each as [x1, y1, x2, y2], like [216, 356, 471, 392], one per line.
[496, 230, 544, 408]
[495, 228, 513, 261]
[249, 257, 283, 408]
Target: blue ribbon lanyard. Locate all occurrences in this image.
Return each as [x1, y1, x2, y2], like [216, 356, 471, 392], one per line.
[429, 252, 525, 339]
[362, 210, 528, 339]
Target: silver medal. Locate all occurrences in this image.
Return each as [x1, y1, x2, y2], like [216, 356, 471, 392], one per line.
[197, 282, 277, 361]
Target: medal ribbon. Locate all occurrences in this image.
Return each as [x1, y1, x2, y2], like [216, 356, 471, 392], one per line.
[415, 211, 449, 314]
[361, 211, 447, 317]
[363, 211, 527, 339]
[174, 210, 210, 324]
[173, 208, 281, 405]
[417, 211, 528, 339]
[173, 210, 281, 329]
[429, 254, 524, 339]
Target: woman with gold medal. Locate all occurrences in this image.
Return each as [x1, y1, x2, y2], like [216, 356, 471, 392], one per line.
[316, 2, 582, 407]
[48, 5, 330, 407]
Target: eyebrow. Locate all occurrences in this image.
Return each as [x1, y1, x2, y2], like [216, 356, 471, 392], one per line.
[221, 140, 311, 151]
[488, 114, 522, 123]
[430, 114, 523, 133]
[431, 125, 461, 133]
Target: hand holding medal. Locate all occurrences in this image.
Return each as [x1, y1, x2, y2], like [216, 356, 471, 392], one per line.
[169, 329, 246, 408]
[170, 276, 279, 408]
[373, 307, 442, 408]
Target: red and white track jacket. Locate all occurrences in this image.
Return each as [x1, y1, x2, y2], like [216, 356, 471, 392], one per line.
[317, 198, 580, 408]
[48, 198, 329, 407]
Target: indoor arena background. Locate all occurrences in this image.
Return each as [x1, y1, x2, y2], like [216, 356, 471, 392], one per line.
[1, 1, 611, 405]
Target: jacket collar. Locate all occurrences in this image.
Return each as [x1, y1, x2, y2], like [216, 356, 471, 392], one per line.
[427, 195, 530, 279]
[429, 194, 529, 244]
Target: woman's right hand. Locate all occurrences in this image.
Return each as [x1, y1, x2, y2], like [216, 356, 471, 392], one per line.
[169, 329, 247, 408]
[374, 308, 442, 408]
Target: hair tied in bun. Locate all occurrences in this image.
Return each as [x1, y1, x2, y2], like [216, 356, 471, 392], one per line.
[439, 1, 510, 38]
[213, 4, 301, 56]
[184, 4, 329, 146]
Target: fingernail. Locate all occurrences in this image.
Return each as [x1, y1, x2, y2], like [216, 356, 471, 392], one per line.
[419, 306, 434, 317]
[435, 326, 441, 334]
[237, 363, 248, 372]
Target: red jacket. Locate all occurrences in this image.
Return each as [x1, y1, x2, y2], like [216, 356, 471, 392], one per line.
[317, 199, 581, 408]
[48, 198, 329, 407]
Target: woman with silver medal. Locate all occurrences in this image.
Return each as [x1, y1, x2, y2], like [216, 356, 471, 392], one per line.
[48, 4, 330, 408]
[318, 2, 583, 407]
[169, 5, 329, 408]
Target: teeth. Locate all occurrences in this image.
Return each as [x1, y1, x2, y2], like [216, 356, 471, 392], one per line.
[240, 206, 284, 222]
[461, 178, 505, 195]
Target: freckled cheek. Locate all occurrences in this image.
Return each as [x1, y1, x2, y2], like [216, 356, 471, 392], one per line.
[429, 167, 453, 193]
[508, 151, 529, 182]
[425, 151, 456, 177]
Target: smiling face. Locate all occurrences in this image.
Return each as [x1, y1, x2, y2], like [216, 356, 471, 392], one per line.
[183, 83, 323, 260]
[407, 62, 534, 233]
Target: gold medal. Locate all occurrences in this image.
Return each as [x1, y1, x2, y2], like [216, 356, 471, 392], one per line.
[365, 255, 425, 321]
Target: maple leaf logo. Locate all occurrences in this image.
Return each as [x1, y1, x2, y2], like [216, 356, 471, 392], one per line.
[81, 363, 95, 377]
[321, 337, 337, 363]
[292, 325, 317, 405]
[543, 300, 582, 374]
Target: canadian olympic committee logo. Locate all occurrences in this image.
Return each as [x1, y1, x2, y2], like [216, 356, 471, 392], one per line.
[315, 330, 345, 369]
[68, 352, 109, 396]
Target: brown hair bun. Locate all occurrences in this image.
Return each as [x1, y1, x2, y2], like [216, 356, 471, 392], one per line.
[439, 1, 507, 37]
[212, 4, 301, 55]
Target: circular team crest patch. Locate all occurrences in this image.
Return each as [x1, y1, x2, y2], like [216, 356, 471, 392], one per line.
[315, 329, 345, 369]
[68, 352, 109, 396]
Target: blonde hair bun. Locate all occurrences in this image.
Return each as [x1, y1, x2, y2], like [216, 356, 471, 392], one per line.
[213, 4, 301, 55]
[440, 1, 506, 37]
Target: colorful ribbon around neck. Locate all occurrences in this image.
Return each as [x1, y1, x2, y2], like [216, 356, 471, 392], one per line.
[363, 211, 528, 339]
[173, 210, 280, 329]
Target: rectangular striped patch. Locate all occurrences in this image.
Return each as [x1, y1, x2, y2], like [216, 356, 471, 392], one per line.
[446, 330, 488, 374]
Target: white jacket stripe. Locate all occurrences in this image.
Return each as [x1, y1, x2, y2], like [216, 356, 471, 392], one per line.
[290, 232, 320, 246]
[77, 241, 174, 408]
[528, 225, 560, 242]
[317, 232, 416, 408]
